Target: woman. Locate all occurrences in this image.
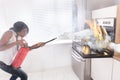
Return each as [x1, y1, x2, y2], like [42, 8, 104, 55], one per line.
[0, 21, 45, 80]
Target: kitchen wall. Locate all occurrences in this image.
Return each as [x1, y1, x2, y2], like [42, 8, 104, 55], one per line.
[0, 0, 8, 37]
[0, 0, 73, 73]
[86, 0, 119, 19]
[0, 0, 32, 38]
[73, 0, 118, 31]
[0, 0, 120, 36]
[114, 0, 120, 4]
[72, 0, 86, 31]
[0, 0, 73, 45]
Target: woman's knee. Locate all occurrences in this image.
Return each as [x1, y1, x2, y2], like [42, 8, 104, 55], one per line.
[20, 72, 28, 80]
[0, 61, 6, 68]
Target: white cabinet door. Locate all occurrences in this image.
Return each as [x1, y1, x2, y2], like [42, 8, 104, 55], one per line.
[112, 59, 120, 80]
[91, 58, 113, 80]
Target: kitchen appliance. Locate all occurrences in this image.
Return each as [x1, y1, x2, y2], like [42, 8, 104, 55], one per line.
[72, 18, 115, 80]
[72, 42, 91, 80]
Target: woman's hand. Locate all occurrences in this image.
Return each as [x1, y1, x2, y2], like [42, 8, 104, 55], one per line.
[29, 42, 46, 50]
[16, 39, 28, 48]
[37, 42, 46, 47]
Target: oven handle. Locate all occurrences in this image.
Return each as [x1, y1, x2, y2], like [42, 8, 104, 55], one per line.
[72, 50, 85, 62]
[72, 54, 81, 62]
[72, 49, 80, 57]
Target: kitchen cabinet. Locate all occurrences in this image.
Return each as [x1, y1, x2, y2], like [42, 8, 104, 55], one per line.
[91, 5, 120, 80]
[91, 58, 113, 80]
[112, 59, 120, 80]
[22, 40, 72, 72]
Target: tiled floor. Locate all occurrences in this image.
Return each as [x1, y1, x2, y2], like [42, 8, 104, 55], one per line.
[0, 66, 79, 80]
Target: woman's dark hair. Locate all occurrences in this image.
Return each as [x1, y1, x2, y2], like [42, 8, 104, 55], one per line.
[10, 21, 29, 33]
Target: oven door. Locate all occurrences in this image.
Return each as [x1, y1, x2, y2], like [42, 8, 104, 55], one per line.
[72, 49, 85, 80]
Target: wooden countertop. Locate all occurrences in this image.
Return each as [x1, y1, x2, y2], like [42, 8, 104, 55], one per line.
[113, 52, 120, 61]
[114, 5, 120, 61]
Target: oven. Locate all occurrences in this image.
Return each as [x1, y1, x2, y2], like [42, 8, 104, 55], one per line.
[96, 18, 116, 42]
[72, 42, 91, 80]
[72, 49, 86, 80]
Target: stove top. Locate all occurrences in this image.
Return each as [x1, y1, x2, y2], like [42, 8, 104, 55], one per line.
[72, 41, 114, 58]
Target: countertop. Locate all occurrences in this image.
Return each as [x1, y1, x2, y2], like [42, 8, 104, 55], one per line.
[113, 53, 120, 61]
[35, 39, 120, 61]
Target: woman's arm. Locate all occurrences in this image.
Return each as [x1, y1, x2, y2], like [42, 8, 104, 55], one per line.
[28, 38, 57, 50]
[0, 31, 16, 51]
[28, 42, 46, 50]
[0, 31, 25, 51]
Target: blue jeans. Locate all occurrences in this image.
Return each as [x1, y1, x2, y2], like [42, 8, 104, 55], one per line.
[0, 61, 27, 80]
